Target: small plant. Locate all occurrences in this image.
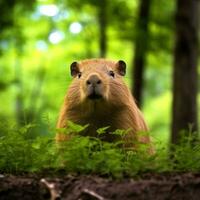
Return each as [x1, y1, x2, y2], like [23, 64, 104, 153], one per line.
[170, 130, 200, 172]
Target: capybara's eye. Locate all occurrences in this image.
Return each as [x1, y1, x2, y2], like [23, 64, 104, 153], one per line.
[78, 72, 82, 78]
[109, 71, 115, 78]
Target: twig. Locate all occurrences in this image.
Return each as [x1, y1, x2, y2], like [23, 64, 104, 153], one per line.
[82, 188, 106, 200]
[40, 178, 61, 200]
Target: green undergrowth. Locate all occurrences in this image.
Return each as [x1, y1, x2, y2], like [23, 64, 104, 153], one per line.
[0, 122, 200, 178]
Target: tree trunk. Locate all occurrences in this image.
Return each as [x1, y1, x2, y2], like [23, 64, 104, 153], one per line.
[171, 0, 199, 144]
[98, 0, 107, 58]
[132, 0, 151, 108]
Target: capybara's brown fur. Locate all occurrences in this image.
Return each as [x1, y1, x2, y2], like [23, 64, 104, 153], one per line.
[56, 59, 152, 150]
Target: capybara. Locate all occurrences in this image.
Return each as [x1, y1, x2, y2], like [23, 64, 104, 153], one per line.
[56, 59, 152, 149]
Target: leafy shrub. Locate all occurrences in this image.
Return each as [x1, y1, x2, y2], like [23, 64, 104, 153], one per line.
[0, 121, 200, 177]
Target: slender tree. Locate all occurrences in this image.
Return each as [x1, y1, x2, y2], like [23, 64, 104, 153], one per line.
[171, 0, 199, 144]
[132, 0, 151, 107]
[98, 0, 107, 58]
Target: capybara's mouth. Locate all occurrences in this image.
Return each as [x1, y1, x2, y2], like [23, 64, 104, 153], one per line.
[88, 93, 103, 100]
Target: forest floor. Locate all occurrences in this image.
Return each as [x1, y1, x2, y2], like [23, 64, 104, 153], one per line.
[1, 173, 200, 200]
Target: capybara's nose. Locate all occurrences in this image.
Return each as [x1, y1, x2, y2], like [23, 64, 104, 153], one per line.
[86, 74, 102, 87]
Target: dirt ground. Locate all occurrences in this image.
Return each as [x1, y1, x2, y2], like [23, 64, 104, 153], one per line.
[1, 173, 200, 200]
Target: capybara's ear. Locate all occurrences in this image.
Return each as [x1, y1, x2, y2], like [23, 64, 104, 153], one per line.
[70, 61, 80, 77]
[116, 60, 126, 76]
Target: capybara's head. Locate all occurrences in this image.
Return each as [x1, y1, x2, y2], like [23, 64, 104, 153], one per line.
[68, 59, 129, 107]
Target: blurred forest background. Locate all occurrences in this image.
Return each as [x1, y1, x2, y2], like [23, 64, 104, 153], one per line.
[0, 0, 199, 146]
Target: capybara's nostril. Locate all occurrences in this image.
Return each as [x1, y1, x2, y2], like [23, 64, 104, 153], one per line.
[97, 80, 101, 84]
[86, 80, 91, 85]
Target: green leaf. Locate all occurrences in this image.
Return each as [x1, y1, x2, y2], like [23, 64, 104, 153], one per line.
[19, 124, 36, 135]
[112, 128, 132, 136]
[67, 121, 89, 133]
[97, 126, 110, 135]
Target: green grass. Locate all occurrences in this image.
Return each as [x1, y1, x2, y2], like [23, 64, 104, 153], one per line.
[0, 122, 200, 178]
